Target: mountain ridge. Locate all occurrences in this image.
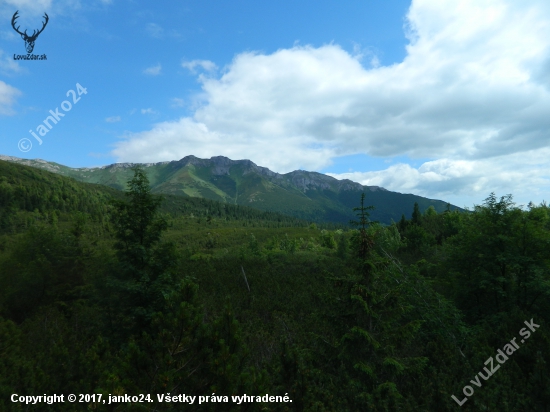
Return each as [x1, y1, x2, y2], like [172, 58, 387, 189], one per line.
[0, 154, 387, 192]
[0, 154, 460, 225]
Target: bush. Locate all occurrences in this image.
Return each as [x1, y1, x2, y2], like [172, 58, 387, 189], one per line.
[320, 229, 337, 249]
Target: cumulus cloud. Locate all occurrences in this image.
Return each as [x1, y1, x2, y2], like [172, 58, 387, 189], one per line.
[105, 116, 121, 123]
[143, 63, 161, 76]
[112, 0, 550, 206]
[327, 148, 550, 208]
[140, 108, 157, 115]
[181, 59, 217, 74]
[0, 80, 21, 115]
[112, 118, 333, 171]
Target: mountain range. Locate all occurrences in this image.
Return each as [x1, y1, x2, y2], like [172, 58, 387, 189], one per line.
[0, 154, 461, 225]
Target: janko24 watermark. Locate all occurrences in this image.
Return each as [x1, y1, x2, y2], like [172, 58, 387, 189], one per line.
[452, 318, 540, 407]
[11, 10, 48, 60]
[18, 83, 88, 153]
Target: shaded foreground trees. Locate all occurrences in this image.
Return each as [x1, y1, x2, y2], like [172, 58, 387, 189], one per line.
[99, 167, 265, 408]
[0, 166, 549, 411]
[0, 167, 265, 411]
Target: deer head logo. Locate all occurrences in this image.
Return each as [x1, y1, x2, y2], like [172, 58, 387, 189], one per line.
[11, 11, 49, 54]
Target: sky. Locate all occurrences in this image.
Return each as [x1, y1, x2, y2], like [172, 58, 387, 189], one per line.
[0, 0, 549, 209]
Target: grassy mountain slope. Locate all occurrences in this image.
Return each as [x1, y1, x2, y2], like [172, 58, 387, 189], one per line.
[0, 154, 462, 225]
[0, 159, 327, 235]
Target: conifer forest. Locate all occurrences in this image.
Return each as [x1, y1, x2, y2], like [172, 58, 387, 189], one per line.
[1, 160, 549, 411]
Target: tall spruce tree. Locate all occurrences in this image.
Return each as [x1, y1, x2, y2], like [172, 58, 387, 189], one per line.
[326, 193, 428, 409]
[105, 167, 260, 404]
[397, 213, 408, 234]
[108, 166, 178, 334]
[411, 202, 422, 226]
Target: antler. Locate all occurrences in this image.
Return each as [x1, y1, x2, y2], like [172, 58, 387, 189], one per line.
[11, 11, 49, 40]
[11, 11, 26, 37]
[33, 13, 49, 38]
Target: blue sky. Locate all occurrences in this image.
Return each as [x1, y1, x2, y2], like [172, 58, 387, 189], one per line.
[1, 0, 549, 209]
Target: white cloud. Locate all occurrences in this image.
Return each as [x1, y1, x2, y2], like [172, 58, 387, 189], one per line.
[0, 50, 24, 74]
[146, 23, 163, 39]
[0, 0, 87, 17]
[112, 0, 550, 206]
[105, 116, 121, 123]
[2, 0, 52, 14]
[140, 108, 157, 115]
[112, 117, 333, 171]
[171, 98, 185, 108]
[143, 63, 161, 76]
[327, 148, 550, 208]
[0, 80, 21, 115]
[181, 59, 217, 74]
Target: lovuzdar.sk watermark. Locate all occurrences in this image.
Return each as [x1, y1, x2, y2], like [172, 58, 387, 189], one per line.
[11, 10, 48, 60]
[452, 318, 540, 407]
[13, 54, 47, 60]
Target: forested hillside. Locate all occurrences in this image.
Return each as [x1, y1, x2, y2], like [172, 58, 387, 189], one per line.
[0, 160, 341, 237]
[0, 155, 462, 225]
[1, 162, 549, 411]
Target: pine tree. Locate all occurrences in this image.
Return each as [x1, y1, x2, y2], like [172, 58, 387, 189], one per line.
[336, 232, 349, 260]
[108, 166, 178, 334]
[349, 192, 376, 261]
[329, 194, 428, 409]
[397, 213, 408, 234]
[411, 202, 422, 226]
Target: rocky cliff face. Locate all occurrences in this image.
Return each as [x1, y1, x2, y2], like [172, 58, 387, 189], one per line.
[173, 155, 384, 193]
[0, 155, 64, 173]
